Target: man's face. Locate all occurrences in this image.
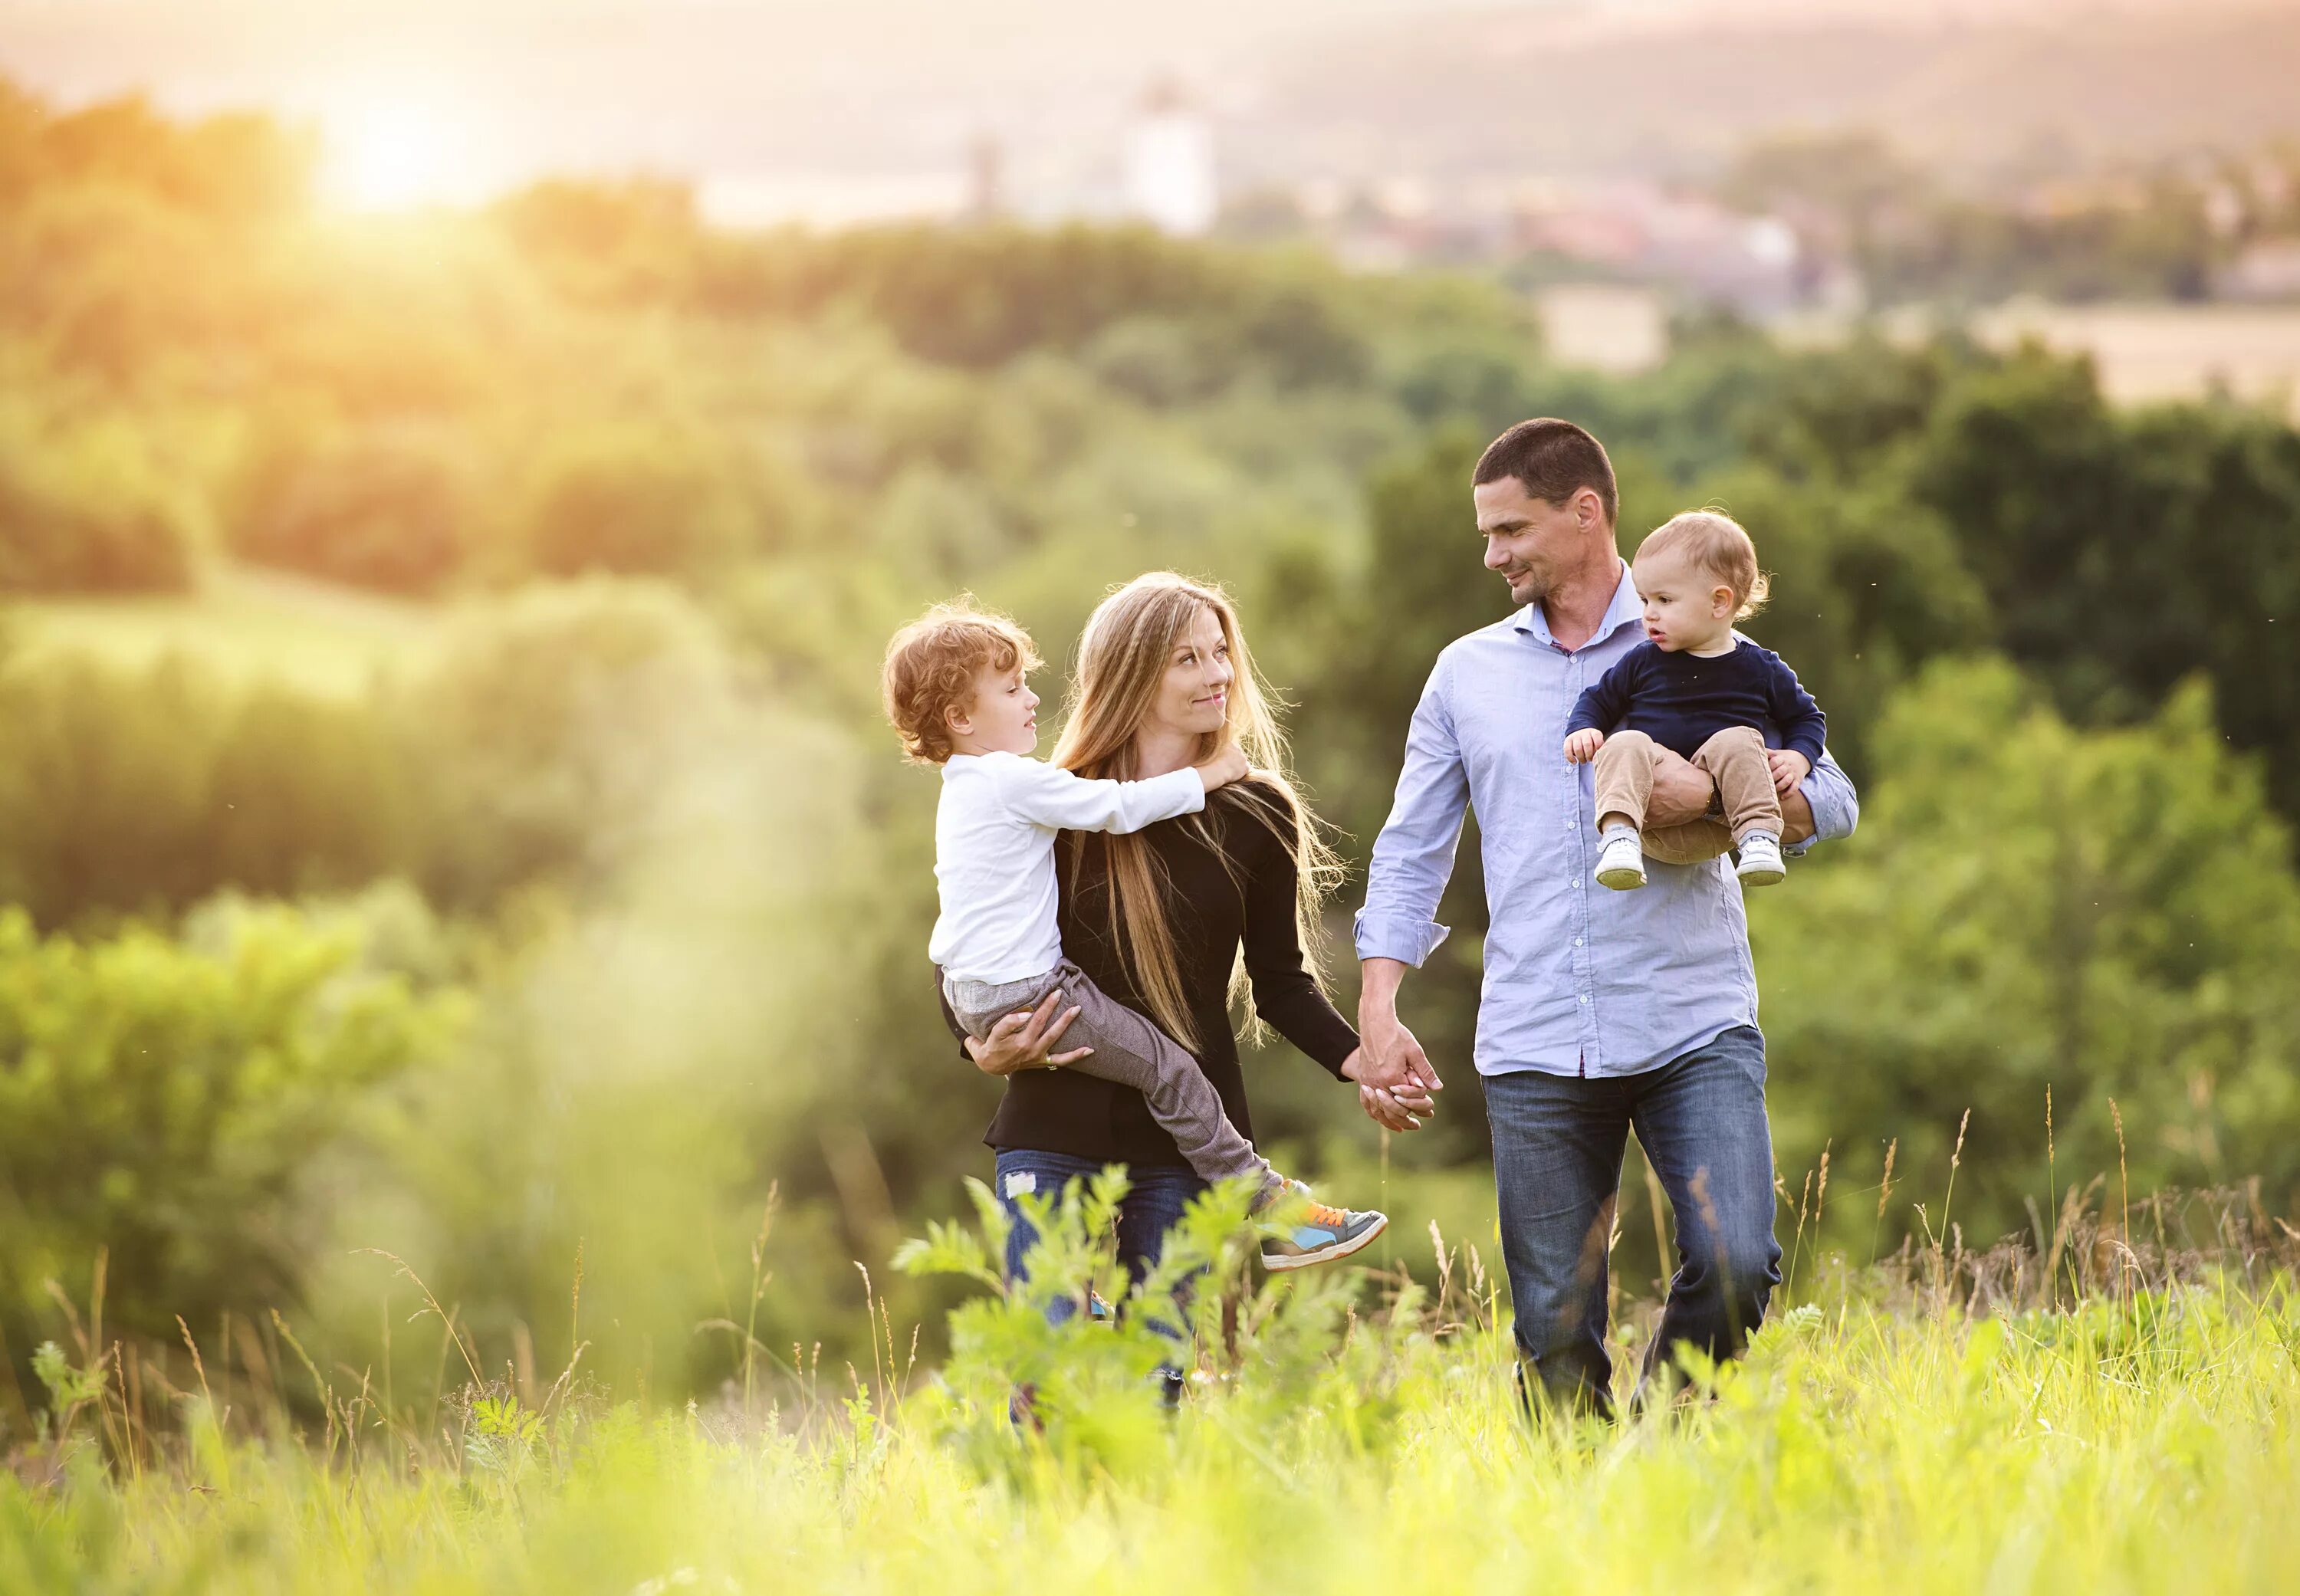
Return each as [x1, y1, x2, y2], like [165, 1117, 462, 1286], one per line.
[1474, 478, 1598, 607]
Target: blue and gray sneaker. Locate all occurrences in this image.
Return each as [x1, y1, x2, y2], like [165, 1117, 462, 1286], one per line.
[1259, 1180, 1388, 1272]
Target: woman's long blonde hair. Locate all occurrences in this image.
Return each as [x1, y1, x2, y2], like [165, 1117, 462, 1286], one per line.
[1052, 572, 1346, 1052]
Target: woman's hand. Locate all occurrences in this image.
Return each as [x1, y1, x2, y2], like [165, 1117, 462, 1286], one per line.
[964, 990, 1093, 1075]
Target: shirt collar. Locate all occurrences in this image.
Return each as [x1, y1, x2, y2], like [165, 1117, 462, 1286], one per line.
[1513, 560, 1644, 652]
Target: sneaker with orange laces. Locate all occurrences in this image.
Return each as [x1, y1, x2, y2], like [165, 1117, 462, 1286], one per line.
[1258, 1180, 1388, 1271]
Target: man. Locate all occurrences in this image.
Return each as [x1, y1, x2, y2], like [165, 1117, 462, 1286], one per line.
[1352, 419, 1858, 1417]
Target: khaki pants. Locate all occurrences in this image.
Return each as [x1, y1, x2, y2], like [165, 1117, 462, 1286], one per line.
[1592, 727, 1780, 865]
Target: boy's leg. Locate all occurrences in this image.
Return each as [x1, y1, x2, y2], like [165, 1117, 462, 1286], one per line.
[1691, 727, 1783, 844]
[1591, 729, 1660, 834]
[958, 964, 1272, 1189]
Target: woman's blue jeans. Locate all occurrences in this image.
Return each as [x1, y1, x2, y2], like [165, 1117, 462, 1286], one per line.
[992, 1148, 1206, 1398]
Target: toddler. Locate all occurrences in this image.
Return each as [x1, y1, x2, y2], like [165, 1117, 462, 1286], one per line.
[883, 600, 1388, 1272]
[1562, 511, 1828, 891]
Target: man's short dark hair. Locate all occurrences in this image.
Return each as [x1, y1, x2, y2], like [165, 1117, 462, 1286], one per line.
[1474, 419, 1618, 526]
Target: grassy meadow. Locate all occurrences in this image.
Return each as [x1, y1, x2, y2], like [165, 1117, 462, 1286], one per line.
[8, 1178, 2299, 1595]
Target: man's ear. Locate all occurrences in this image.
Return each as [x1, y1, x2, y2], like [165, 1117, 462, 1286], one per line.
[1574, 486, 1606, 535]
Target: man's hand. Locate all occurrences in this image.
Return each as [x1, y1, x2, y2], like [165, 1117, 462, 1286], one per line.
[1779, 782, 1816, 846]
[964, 990, 1092, 1075]
[1196, 742, 1250, 792]
[1644, 747, 1719, 829]
[1355, 959, 1444, 1099]
[1562, 727, 1605, 764]
[1766, 748, 1811, 796]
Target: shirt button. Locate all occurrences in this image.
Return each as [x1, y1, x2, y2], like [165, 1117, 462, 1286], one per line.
[1573, 938, 1583, 947]
[1578, 994, 1589, 1004]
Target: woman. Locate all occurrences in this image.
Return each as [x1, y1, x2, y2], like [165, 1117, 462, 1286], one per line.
[957, 571, 1390, 1300]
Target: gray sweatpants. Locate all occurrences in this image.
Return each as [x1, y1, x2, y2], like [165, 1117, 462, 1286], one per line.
[944, 958, 1274, 1188]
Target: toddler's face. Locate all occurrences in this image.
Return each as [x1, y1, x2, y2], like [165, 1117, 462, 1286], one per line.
[1631, 551, 1736, 652]
[952, 662, 1040, 756]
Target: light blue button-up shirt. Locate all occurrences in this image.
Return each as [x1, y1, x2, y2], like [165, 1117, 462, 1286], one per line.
[1353, 563, 1859, 1079]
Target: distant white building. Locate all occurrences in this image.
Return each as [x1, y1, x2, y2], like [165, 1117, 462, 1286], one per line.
[1122, 79, 1216, 237]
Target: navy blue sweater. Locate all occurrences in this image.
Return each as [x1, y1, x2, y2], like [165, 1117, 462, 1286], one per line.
[1566, 639, 1828, 767]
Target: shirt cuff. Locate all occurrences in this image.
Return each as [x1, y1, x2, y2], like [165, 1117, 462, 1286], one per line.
[1157, 766, 1208, 815]
[1352, 908, 1451, 967]
[1786, 767, 1857, 855]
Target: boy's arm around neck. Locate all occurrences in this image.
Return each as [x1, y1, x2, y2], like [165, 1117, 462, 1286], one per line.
[991, 754, 1205, 836]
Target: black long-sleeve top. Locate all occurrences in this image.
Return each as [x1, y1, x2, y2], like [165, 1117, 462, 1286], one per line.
[945, 777, 1360, 1169]
[1566, 639, 1828, 767]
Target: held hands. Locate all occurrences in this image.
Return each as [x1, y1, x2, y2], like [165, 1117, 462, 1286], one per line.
[1562, 728, 1605, 764]
[1767, 748, 1811, 796]
[1346, 1013, 1443, 1131]
[1196, 742, 1250, 793]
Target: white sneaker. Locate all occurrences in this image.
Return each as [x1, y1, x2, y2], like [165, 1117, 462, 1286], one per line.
[1735, 832, 1786, 887]
[1595, 830, 1647, 890]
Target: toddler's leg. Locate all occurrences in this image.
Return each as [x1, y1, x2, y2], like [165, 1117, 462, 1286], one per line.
[1591, 729, 1660, 835]
[1032, 964, 1274, 1189]
[1691, 727, 1783, 844]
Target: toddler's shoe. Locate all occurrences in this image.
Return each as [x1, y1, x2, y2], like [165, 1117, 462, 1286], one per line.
[1735, 832, 1786, 887]
[1260, 1181, 1388, 1272]
[1595, 830, 1648, 890]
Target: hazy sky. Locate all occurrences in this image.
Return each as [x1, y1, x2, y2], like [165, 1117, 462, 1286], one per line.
[0, 0, 2259, 213]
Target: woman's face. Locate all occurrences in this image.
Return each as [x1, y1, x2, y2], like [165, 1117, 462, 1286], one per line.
[1142, 604, 1234, 745]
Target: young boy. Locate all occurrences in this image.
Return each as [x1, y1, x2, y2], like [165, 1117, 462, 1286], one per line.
[1562, 511, 1827, 891]
[882, 600, 1388, 1271]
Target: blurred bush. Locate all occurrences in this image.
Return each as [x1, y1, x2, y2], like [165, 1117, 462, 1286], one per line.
[0, 893, 462, 1352]
[233, 423, 478, 595]
[515, 428, 754, 580]
[0, 654, 413, 925]
[0, 418, 195, 593]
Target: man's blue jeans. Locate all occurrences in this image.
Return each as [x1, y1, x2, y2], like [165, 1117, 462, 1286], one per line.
[1483, 1024, 1783, 1417]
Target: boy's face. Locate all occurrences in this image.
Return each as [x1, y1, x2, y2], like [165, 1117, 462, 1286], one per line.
[1631, 550, 1736, 652]
[946, 661, 1040, 757]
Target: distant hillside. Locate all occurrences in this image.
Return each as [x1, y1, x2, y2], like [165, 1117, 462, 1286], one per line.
[1234, 3, 2300, 182]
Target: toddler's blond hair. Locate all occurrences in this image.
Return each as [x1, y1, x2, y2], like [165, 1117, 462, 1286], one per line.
[1637, 510, 1771, 621]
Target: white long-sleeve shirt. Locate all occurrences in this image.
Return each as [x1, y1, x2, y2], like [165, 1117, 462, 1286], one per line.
[928, 751, 1206, 984]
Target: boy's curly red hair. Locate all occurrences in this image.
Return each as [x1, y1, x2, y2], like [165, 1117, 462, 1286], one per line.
[881, 599, 1043, 764]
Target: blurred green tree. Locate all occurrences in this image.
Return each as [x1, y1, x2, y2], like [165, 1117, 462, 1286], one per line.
[1755, 659, 2300, 1242]
[0, 899, 459, 1353]
[235, 425, 477, 595]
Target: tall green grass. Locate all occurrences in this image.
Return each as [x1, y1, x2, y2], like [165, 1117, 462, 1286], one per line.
[6, 1176, 2299, 1594]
